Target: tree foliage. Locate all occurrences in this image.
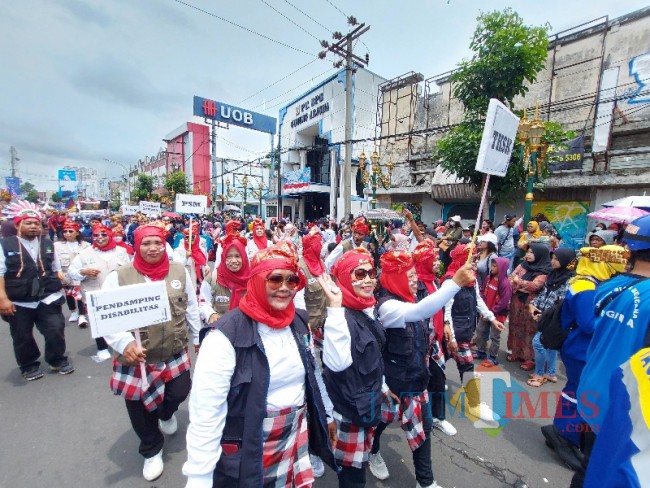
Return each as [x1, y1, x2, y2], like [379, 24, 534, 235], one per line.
[20, 181, 40, 203]
[132, 173, 154, 202]
[433, 8, 574, 203]
[51, 192, 62, 203]
[164, 171, 190, 195]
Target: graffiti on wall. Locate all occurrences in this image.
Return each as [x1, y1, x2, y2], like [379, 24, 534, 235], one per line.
[627, 52, 650, 104]
[532, 201, 590, 250]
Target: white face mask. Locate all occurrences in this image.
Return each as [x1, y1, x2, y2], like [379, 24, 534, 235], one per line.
[114, 236, 123, 242]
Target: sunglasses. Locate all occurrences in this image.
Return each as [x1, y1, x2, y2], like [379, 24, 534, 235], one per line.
[352, 268, 377, 280]
[92, 233, 109, 238]
[62, 229, 76, 233]
[265, 274, 300, 290]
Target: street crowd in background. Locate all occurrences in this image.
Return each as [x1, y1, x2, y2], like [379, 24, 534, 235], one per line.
[0, 200, 648, 488]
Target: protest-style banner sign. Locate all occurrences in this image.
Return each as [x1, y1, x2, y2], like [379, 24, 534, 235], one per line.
[175, 193, 207, 214]
[86, 281, 171, 389]
[467, 99, 520, 263]
[121, 204, 139, 215]
[139, 201, 161, 216]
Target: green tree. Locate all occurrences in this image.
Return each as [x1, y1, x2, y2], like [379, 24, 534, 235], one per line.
[132, 173, 154, 202]
[51, 192, 62, 203]
[20, 181, 40, 203]
[164, 170, 190, 196]
[433, 8, 572, 203]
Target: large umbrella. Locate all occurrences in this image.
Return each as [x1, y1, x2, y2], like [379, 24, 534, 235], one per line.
[162, 211, 181, 219]
[588, 206, 650, 224]
[601, 195, 650, 211]
[362, 209, 404, 222]
[223, 204, 241, 212]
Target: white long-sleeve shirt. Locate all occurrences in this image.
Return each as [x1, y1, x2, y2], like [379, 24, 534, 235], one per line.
[101, 268, 202, 350]
[183, 322, 332, 488]
[376, 278, 461, 329]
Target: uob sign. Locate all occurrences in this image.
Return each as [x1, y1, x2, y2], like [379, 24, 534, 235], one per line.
[193, 96, 277, 135]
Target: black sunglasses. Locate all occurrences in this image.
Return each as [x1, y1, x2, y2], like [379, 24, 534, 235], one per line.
[92, 233, 109, 238]
[352, 268, 377, 280]
[266, 274, 300, 290]
[62, 229, 76, 233]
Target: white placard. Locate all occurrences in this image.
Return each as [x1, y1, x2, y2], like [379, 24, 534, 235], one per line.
[175, 193, 207, 214]
[86, 281, 171, 338]
[121, 204, 139, 215]
[139, 201, 161, 216]
[475, 99, 520, 176]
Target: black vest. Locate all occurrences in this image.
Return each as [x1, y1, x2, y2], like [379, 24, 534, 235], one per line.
[212, 308, 337, 487]
[450, 285, 478, 343]
[323, 308, 385, 427]
[2, 236, 62, 302]
[377, 290, 430, 395]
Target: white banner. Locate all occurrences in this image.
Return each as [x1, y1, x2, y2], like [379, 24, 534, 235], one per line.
[475, 99, 520, 177]
[121, 204, 139, 215]
[139, 201, 161, 215]
[175, 193, 207, 214]
[86, 281, 171, 338]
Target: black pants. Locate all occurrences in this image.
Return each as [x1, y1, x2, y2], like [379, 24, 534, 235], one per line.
[570, 428, 596, 488]
[65, 295, 86, 314]
[338, 465, 366, 488]
[371, 416, 434, 487]
[428, 361, 447, 420]
[124, 370, 191, 458]
[7, 298, 67, 373]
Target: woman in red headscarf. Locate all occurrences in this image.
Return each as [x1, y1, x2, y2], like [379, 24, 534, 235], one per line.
[295, 226, 328, 336]
[112, 224, 134, 255]
[440, 244, 504, 427]
[184, 242, 337, 487]
[368, 250, 474, 487]
[101, 224, 202, 482]
[172, 221, 209, 287]
[198, 232, 250, 326]
[54, 218, 90, 324]
[412, 239, 457, 437]
[315, 248, 389, 487]
[246, 217, 272, 261]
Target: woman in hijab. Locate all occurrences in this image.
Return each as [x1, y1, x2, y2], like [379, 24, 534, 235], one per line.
[184, 242, 337, 487]
[386, 233, 410, 252]
[198, 232, 250, 326]
[413, 239, 457, 437]
[112, 224, 134, 255]
[540, 245, 628, 470]
[284, 223, 303, 256]
[315, 248, 388, 487]
[296, 227, 328, 336]
[367, 250, 474, 486]
[173, 221, 209, 288]
[507, 243, 552, 370]
[246, 218, 272, 261]
[517, 221, 543, 252]
[527, 248, 576, 387]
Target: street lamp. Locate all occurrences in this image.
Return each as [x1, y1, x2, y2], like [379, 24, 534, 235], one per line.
[226, 174, 250, 215]
[359, 149, 393, 209]
[103, 158, 132, 204]
[249, 178, 268, 218]
[517, 104, 548, 225]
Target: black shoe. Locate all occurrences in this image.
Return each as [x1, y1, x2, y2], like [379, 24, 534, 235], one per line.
[22, 368, 44, 381]
[541, 424, 583, 471]
[51, 361, 75, 375]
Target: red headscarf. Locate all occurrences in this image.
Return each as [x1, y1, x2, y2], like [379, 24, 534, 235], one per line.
[183, 222, 207, 281]
[302, 229, 325, 277]
[412, 239, 444, 340]
[112, 224, 134, 255]
[62, 219, 80, 232]
[216, 235, 250, 310]
[331, 248, 376, 310]
[351, 217, 370, 235]
[133, 224, 170, 281]
[252, 218, 268, 251]
[443, 244, 474, 287]
[92, 223, 117, 251]
[239, 242, 306, 329]
[379, 250, 416, 303]
[224, 219, 242, 236]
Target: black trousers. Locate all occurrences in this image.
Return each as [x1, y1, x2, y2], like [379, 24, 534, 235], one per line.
[338, 465, 366, 488]
[570, 428, 596, 488]
[371, 415, 434, 487]
[7, 298, 67, 373]
[428, 361, 447, 421]
[65, 295, 86, 314]
[124, 370, 191, 458]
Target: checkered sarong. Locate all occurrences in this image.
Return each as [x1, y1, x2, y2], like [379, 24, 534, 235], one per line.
[451, 341, 474, 365]
[332, 410, 375, 469]
[430, 338, 446, 370]
[110, 348, 191, 412]
[262, 405, 314, 488]
[63, 285, 82, 301]
[381, 392, 428, 452]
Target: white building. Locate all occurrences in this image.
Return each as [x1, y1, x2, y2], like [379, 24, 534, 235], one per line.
[63, 166, 99, 200]
[275, 67, 386, 222]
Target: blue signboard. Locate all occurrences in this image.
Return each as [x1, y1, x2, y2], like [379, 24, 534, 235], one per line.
[193, 96, 277, 135]
[58, 169, 77, 199]
[5, 177, 21, 196]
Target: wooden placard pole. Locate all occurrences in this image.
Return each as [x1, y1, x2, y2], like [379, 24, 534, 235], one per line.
[465, 174, 491, 265]
[134, 328, 149, 391]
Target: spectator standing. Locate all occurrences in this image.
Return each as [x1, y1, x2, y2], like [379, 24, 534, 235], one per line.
[494, 214, 518, 274]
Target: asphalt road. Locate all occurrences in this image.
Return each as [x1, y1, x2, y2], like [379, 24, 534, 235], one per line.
[0, 308, 574, 488]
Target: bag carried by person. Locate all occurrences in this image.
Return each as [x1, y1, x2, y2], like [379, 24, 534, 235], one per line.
[537, 299, 568, 350]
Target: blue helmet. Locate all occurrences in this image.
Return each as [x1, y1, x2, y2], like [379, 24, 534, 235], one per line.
[623, 215, 650, 251]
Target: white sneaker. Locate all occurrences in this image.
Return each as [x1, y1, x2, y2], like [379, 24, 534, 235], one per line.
[479, 402, 501, 422]
[159, 413, 177, 435]
[310, 454, 325, 478]
[78, 314, 89, 328]
[416, 481, 443, 488]
[96, 349, 112, 362]
[69, 310, 79, 322]
[368, 451, 389, 480]
[432, 418, 457, 436]
[143, 450, 163, 481]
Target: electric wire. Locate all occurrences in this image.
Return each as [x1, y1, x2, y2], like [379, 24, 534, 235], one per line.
[259, 0, 321, 42]
[238, 58, 319, 104]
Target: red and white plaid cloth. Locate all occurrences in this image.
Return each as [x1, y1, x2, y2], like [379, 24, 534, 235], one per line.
[110, 348, 191, 412]
[430, 338, 446, 370]
[332, 410, 376, 469]
[262, 404, 314, 488]
[451, 341, 474, 365]
[381, 392, 428, 452]
[63, 285, 82, 301]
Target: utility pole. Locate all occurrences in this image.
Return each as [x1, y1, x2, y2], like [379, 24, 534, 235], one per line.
[9, 146, 19, 177]
[320, 18, 369, 221]
[211, 118, 218, 211]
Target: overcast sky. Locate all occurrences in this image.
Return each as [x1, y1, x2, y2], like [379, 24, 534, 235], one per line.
[1, 0, 647, 190]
